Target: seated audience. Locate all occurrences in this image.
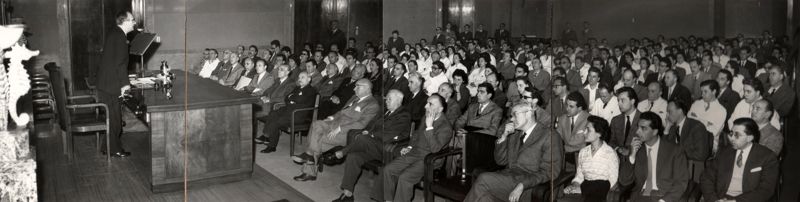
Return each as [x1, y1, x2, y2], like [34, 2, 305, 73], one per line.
[563, 116, 619, 202]
[485, 73, 507, 108]
[332, 90, 410, 202]
[619, 112, 690, 202]
[436, 83, 462, 124]
[464, 103, 564, 202]
[557, 91, 590, 167]
[467, 55, 490, 96]
[662, 69, 692, 106]
[688, 80, 726, 153]
[700, 118, 779, 202]
[374, 95, 453, 202]
[198, 48, 221, 78]
[255, 71, 318, 153]
[728, 78, 780, 130]
[424, 61, 449, 96]
[664, 100, 711, 182]
[608, 87, 641, 163]
[589, 83, 621, 122]
[218, 53, 245, 87]
[291, 79, 380, 181]
[258, 64, 295, 116]
[317, 63, 345, 98]
[521, 86, 551, 126]
[455, 83, 503, 137]
[405, 73, 429, 126]
[318, 64, 366, 118]
[234, 57, 257, 90]
[451, 70, 471, 112]
[305, 60, 324, 88]
[383, 63, 410, 97]
[210, 49, 234, 81]
[528, 57, 552, 95]
[548, 77, 570, 119]
[716, 69, 741, 120]
[581, 67, 602, 110]
[637, 81, 668, 124]
[764, 65, 795, 118]
[242, 59, 275, 96]
[751, 100, 783, 155]
[506, 66, 530, 104]
[682, 58, 711, 100]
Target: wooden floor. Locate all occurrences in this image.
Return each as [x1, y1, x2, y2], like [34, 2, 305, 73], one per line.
[34, 124, 312, 202]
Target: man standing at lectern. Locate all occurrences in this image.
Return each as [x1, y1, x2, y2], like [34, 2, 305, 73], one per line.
[97, 11, 135, 157]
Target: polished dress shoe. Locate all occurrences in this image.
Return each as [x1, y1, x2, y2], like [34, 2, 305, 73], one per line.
[260, 146, 276, 153]
[292, 152, 315, 164]
[292, 173, 316, 181]
[254, 135, 269, 144]
[111, 151, 131, 158]
[332, 193, 354, 202]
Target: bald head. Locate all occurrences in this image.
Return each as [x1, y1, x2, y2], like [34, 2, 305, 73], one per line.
[355, 78, 373, 97]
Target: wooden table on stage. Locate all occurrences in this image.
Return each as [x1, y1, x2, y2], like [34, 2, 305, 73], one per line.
[141, 70, 259, 193]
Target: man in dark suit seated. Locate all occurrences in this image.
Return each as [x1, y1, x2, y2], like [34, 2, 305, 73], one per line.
[258, 64, 295, 116]
[383, 63, 410, 98]
[405, 73, 429, 127]
[751, 100, 783, 155]
[318, 64, 366, 118]
[255, 71, 318, 153]
[373, 95, 453, 202]
[610, 87, 640, 157]
[317, 63, 344, 98]
[664, 100, 711, 183]
[716, 69, 741, 121]
[662, 69, 692, 106]
[700, 118, 779, 202]
[765, 65, 795, 118]
[464, 102, 564, 202]
[619, 112, 690, 202]
[331, 90, 410, 202]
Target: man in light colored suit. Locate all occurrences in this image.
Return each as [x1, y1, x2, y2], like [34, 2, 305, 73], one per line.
[242, 59, 274, 96]
[619, 112, 690, 202]
[638, 81, 669, 125]
[701, 118, 778, 201]
[556, 91, 591, 167]
[465, 103, 564, 202]
[751, 100, 783, 155]
[291, 79, 380, 180]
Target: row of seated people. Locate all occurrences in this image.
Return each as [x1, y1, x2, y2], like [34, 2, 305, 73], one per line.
[185, 32, 792, 201]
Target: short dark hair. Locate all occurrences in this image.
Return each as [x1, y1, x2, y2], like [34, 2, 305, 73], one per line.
[270, 40, 281, 47]
[742, 78, 764, 97]
[640, 111, 664, 136]
[700, 80, 720, 97]
[587, 115, 612, 142]
[718, 69, 733, 87]
[515, 64, 530, 75]
[432, 61, 445, 71]
[733, 118, 760, 143]
[566, 91, 587, 110]
[616, 87, 639, 105]
[478, 83, 495, 99]
[452, 69, 469, 83]
[523, 86, 546, 107]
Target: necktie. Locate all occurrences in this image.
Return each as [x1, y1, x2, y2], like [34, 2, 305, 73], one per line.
[570, 116, 575, 131]
[705, 102, 710, 111]
[643, 148, 654, 196]
[385, 110, 392, 116]
[519, 131, 527, 147]
[648, 101, 654, 111]
[736, 151, 743, 167]
[675, 125, 681, 143]
[770, 88, 776, 95]
[624, 116, 631, 145]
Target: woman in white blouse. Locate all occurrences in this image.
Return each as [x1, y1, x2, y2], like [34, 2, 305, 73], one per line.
[564, 115, 619, 201]
[446, 53, 468, 82]
[467, 54, 490, 96]
[589, 84, 621, 122]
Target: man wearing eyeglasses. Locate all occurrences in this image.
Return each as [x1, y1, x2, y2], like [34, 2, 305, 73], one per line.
[97, 11, 136, 158]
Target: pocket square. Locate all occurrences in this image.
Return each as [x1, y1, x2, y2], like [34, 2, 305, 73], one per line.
[750, 167, 762, 172]
[355, 106, 362, 112]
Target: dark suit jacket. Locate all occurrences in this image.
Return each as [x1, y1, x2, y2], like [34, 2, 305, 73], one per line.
[494, 29, 510, 41]
[665, 118, 711, 162]
[432, 34, 446, 45]
[406, 91, 429, 125]
[332, 77, 358, 103]
[700, 144, 779, 202]
[619, 138, 690, 201]
[632, 84, 650, 103]
[456, 101, 504, 136]
[547, 96, 568, 122]
[528, 70, 551, 98]
[97, 27, 130, 96]
[717, 87, 741, 120]
[566, 69, 583, 92]
[765, 84, 796, 118]
[387, 37, 405, 52]
[475, 30, 488, 43]
[383, 76, 410, 97]
[263, 77, 296, 105]
[406, 116, 453, 158]
[276, 85, 318, 122]
[326, 29, 346, 51]
[459, 31, 473, 41]
[318, 75, 345, 98]
[610, 111, 640, 149]
[494, 124, 564, 187]
[455, 84, 471, 112]
[359, 107, 412, 143]
[579, 86, 601, 108]
[731, 60, 757, 79]
[663, 84, 693, 107]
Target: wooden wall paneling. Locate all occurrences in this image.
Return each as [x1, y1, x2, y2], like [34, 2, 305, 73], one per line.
[347, 0, 382, 46]
[240, 104, 254, 169]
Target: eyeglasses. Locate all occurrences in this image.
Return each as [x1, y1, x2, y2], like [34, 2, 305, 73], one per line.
[522, 95, 533, 99]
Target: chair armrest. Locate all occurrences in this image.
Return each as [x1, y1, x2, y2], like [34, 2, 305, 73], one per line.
[290, 107, 317, 126]
[381, 137, 411, 160]
[272, 102, 286, 110]
[423, 147, 462, 201]
[66, 103, 108, 113]
[67, 95, 99, 103]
